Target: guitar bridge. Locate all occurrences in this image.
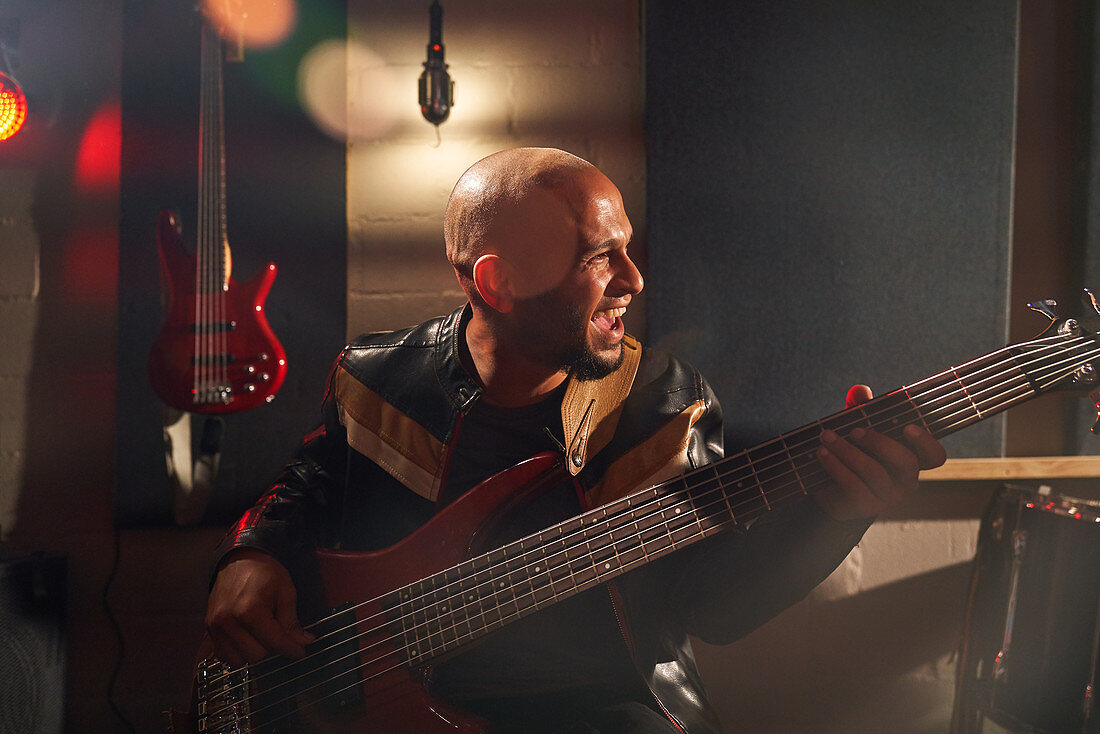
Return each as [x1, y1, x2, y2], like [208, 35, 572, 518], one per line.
[195, 657, 252, 733]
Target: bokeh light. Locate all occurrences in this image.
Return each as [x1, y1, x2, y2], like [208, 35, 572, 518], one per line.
[299, 39, 400, 142]
[0, 72, 28, 141]
[201, 0, 297, 50]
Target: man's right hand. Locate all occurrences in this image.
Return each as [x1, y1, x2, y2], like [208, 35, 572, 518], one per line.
[204, 548, 314, 666]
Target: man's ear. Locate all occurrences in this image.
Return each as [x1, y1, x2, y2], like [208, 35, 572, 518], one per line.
[472, 254, 516, 313]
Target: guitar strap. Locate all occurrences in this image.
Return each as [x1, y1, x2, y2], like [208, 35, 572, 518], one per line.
[560, 334, 642, 476]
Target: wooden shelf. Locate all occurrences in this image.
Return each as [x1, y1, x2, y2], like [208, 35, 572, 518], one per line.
[920, 456, 1100, 481]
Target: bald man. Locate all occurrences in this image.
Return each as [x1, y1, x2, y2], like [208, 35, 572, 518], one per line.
[204, 148, 944, 733]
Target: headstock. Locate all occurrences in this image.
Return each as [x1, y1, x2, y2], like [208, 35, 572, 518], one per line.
[1026, 288, 1100, 431]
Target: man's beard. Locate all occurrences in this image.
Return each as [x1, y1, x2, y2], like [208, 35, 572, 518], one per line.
[515, 290, 625, 381]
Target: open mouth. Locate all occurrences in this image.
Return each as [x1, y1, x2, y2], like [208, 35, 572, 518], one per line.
[591, 306, 626, 337]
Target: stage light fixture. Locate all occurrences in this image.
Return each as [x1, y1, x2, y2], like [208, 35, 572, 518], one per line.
[418, 0, 454, 126]
[0, 71, 27, 141]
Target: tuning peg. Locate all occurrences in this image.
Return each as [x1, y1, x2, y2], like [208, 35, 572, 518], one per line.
[1084, 288, 1100, 317]
[1027, 298, 1059, 321]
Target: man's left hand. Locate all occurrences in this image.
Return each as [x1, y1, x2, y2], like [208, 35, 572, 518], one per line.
[813, 384, 947, 520]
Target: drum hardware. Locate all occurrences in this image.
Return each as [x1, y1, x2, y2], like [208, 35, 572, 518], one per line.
[952, 484, 1100, 734]
[990, 522, 1027, 684]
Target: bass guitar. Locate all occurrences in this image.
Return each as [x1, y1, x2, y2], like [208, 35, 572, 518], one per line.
[171, 293, 1100, 733]
[147, 13, 286, 414]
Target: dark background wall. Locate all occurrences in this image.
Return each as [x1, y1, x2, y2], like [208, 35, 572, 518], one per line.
[645, 0, 1018, 457]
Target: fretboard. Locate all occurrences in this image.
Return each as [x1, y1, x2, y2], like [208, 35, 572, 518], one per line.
[198, 21, 229, 292]
[390, 330, 1097, 666]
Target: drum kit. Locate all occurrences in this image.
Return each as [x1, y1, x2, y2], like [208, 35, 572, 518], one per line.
[953, 485, 1100, 734]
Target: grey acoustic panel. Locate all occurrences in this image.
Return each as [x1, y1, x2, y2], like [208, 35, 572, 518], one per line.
[646, 0, 1018, 456]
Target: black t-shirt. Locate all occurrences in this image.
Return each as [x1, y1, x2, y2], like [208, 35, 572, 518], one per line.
[428, 385, 653, 725]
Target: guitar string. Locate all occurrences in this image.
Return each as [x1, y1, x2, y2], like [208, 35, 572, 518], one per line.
[200, 335, 1098, 723]
[201, 332, 1091, 716]
[204, 332, 1091, 713]
[211, 336, 1098, 730]
[204, 23, 218, 405]
[205, 342, 1098, 728]
[215, 28, 228, 401]
[204, 341, 1091, 730]
[194, 24, 208, 405]
[207, 341, 1042, 697]
[195, 22, 229, 406]
[227, 331, 1086, 667]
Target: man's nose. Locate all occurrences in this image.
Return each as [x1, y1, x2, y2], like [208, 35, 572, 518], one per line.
[614, 252, 644, 296]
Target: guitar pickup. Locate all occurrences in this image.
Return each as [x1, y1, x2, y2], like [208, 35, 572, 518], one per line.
[189, 321, 238, 333]
[306, 604, 365, 714]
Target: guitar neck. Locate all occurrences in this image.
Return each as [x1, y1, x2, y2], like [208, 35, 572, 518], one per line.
[390, 330, 1098, 667]
[198, 21, 229, 289]
[187, 324, 1098, 733]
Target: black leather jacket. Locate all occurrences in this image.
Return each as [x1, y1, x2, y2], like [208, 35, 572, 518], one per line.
[219, 306, 871, 733]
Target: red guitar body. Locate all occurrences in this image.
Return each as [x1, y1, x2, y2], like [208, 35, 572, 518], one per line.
[311, 453, 566, 733]
[171, 453, 572, 734]
[147, 208, 287, 414]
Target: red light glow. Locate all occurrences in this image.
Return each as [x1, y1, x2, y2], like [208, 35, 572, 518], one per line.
[76, 102, 121, 192]
[0, 72, 28, 141]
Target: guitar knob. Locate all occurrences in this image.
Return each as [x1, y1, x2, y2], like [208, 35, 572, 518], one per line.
[259, 353, 269, 361]
[246, 384, 256, 393]
[245, 365, 256, 375]
[260, 373, 270, 382]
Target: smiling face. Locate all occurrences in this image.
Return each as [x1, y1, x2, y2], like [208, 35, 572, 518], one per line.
[508, 166, 644, 380]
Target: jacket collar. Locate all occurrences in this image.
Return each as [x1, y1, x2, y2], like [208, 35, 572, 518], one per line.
[438, 304, 642, 474]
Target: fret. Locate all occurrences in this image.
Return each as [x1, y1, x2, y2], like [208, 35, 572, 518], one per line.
[818, 412, 854, 436]
[953, 359, 999, 419]
[729, 477, 769, 519]
[740, 445, 770, 511]
[380, 330, 1100, 672]
[973, 379, 1032, 415]
[615, 490, 653, 566]
[699, 463, 735, 524]
[875, 391, 925, 436]
[777, 435, 808, 495]
[477, 551, 506, 629]
[637, 503, 677, 552]
[748, 440, 796, 501]
[532, 527, 562, 601]
[435, 566, 461, 649]
[393, 586, 420, 663]
[460, 555, 489, 636]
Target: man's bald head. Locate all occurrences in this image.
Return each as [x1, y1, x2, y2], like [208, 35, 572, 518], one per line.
[444, 147, 600, 288]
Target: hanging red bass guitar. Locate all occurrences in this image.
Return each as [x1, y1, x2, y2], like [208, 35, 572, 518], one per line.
[147, 16, 286, 414]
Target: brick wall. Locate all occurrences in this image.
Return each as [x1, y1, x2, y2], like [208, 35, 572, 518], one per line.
[344, 0, 644, 338]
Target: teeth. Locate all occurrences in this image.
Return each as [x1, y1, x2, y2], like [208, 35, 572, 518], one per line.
[595, 307, 626, 319]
